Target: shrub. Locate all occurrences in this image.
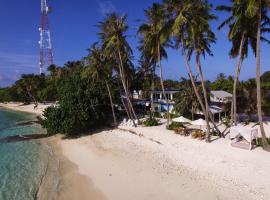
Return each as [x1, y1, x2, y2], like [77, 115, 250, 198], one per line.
[256, 138, 270, 147]
[167, 122, 184, 130]
[222, 117, 231, 128]
[143, 118, 160, 127]
[162, 112, 179, 120]
[41, 70, 112, 136]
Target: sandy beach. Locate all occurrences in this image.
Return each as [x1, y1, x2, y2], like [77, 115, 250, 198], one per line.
[1, 103, 270, 200]
[0, 102, 51, 116]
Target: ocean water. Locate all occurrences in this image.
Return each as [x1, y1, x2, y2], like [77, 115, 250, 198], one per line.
[0, 108, 49, 200]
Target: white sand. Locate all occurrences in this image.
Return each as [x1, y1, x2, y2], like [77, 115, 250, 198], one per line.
[60, 123, 270, 200]
[2, 102, 270, 199]
[0, 102, 52, 116]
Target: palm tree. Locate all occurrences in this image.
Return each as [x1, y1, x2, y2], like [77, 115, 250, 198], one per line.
[47, 64, 57, 76]
[242, 79, 257, 120]
[164, 0, 218, 141]
[217, 1, 270, 127]
[98, 13, 138, 124]
[138, 3, 171, 126]
[245, 0, 270, 151]
[83, 43, 117, 126]
[174, 77, 200, 120]
[137, 52, 156, 119]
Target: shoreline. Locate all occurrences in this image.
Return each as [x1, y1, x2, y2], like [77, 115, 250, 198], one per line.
[37, 135, 107, 200]
[0, 102, 51, 116]
[1, 102, 270, 200]
[0, 103, 106, 200]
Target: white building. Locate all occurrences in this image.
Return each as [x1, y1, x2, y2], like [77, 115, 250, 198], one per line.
[210, 90, 232, 103]
[149, 90, 181, 113]
[150, 90, 181, 103]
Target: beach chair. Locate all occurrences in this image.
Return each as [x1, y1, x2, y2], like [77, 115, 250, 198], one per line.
[230, 126, 258, 150]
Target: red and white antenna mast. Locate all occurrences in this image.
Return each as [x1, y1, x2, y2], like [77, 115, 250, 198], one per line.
[39, 0, 53, 74]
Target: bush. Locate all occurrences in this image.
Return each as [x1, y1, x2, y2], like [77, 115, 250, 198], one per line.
[143, 118, 160, 127]
[41, 70, 112, 136]
[167, 122, 184, 130]
[256, 138, 270, 147]
[222, 117, 231, 128]
[162, 112, 179, 120]
[153, 111, 162, 118]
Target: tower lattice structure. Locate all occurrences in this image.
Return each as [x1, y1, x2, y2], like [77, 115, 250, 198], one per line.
[39, 0, 53, 74]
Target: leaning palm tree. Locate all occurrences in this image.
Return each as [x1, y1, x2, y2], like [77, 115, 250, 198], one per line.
[245, 0, 270, 151]
[186, 16, 216, 142]
[164, 0, 217, 141]
[97, 13, 138, 124]
[217, 1, 270, 127]
[83, 43, 117, 126]
[138, 3, 171, 126]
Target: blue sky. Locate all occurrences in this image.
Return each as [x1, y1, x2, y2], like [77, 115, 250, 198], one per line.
[0, 0, 269, 87]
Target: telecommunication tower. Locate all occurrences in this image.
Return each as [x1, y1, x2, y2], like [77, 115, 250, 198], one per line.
[39, 0, 53, 74]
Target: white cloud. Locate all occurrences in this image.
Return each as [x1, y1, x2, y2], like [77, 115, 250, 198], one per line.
[0, 52, 39, 86]
[0, 52, 39, 69]
[0, 73, 20, 87]
[98, 1, 116, 16]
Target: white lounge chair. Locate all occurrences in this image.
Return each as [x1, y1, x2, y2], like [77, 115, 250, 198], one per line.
[230, 126, 258, 150]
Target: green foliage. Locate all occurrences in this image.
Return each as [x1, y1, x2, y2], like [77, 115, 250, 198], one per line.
[211, 73, 234, 92]
[41, 70, 112, 136]
[153, 111, 162, 118]
[256, 138, 270, 147]
[162, 112, 178, 120]
[173, 78, 200, 117]
[0, 87, 18, 102]
[222, 116, 231, 128]
[167, 122, 184, 130]
[143, 118, 160, 127]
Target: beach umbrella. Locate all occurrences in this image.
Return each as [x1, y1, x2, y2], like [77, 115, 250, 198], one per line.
[172, 116, 191, 123]
[191, 118, 207, 130]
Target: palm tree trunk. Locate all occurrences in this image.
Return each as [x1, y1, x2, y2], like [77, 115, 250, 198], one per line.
[195, 53, 211, 142]
[26, 87, 38, 109]
[255, 6, 270, 151]
[182, 41, 221, 138]
[117, 50, 138, 126]
[150, 69, 155, 120]
[231, 33, 245, 126]
[117, 79, 132, 120]
[157, 44, 170, 126]
[191, 103, 194, 121]
[105, 80, 117, 126]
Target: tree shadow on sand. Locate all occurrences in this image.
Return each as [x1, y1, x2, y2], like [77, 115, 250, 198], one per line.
[61, 125, 117, 140]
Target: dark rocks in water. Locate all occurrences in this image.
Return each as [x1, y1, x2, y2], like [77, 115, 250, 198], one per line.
[0, 134, 47, 143]
[15, 120, 39, 126]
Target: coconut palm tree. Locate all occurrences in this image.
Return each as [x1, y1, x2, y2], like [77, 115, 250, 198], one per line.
[97, 13, 138, 124]
[138, 3, 171, 126]
[174, 77, 200, 120]
[83, 43, 117, 126]
[137, 51, 156, 119]
[217, 1, 270, 127]
[245, 0, 270, 151]
[163, 0, 217, 141]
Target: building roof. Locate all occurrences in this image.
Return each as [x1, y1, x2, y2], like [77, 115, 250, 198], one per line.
[211, 90, 232, 98]
[150, 90, 181, 93]
[194, 105, 223, 115]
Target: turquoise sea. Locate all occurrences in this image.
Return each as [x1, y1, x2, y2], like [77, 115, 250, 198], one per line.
[0, 108, 49, 200]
